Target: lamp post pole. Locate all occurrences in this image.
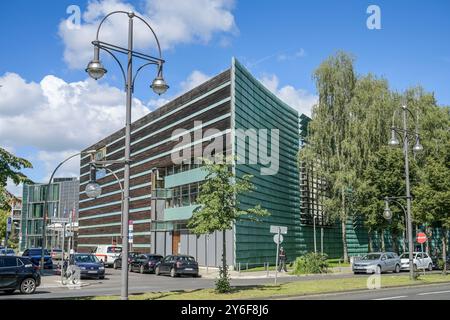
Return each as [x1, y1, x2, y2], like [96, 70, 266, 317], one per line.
[86, 11, 168, 300]
[388, 105, 423, 280]
[401, 107, 415, 281]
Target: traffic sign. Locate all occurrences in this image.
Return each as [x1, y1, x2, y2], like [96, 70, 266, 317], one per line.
[6, 217, 12, 232]
[270, 225, 288, 234]
[273, 234, 284, 244]
[128, 220, 134, 244]
[417, 232, 427, 244]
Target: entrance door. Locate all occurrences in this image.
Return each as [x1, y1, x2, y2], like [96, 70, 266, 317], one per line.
[172, 231, 180, 255]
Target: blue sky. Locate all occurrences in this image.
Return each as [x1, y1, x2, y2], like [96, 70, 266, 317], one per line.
[1, 0, 449, 194]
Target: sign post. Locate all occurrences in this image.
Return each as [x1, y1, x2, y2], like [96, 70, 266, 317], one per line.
[417, 232, 427, 276]
[270, 225, 287, 285]
[128, 220, 134, 252]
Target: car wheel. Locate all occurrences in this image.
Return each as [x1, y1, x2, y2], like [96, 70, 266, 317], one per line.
[140, 265, 145, 274]
[20, 278, 37, 294]
[99, 276, 105, 280]
[428, 263, 433, 272]
[394, 264, 401, 273]
[155, 266, 160, 276]
[170, 268, 177, 278]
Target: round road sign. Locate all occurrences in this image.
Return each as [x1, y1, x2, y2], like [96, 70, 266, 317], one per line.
[273, 234, 284, 244]
[416, 232, 427, 244]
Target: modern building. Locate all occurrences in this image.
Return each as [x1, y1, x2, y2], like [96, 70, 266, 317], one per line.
[20, 178, 79, 251]
[78, 58, 301, 267]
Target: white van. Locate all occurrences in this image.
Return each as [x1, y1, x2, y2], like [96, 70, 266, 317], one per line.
[94, 245, 122, 267]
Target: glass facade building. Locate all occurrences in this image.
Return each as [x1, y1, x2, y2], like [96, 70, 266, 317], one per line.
[20, 178, 79, 251]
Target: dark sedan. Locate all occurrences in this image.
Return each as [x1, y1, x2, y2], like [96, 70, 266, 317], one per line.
[113, 251, 140, 270]
[0, 256, 41, 294]
[22, 248, 53, 269]
[130, 254, 163, 274]
[70, 254, 105, 279]
[155, 255, 199, 278]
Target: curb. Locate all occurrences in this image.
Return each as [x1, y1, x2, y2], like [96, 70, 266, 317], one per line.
[246, 280, 450, 300]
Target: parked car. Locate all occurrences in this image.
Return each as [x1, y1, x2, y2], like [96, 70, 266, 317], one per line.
[130, 254, 163, 274]
[113, 251, 140, 270]
[69, 253, 105, 280]
[22, 248, 53, 269]
[0, 248, 16, 256]
[93, 245, 122, 267]
[399, 252, 433, 271]
[352, 252, 401, 274]
[50, 248, 65, 261]
[0, 256, 41, 294]
[155, 255, 199, 277]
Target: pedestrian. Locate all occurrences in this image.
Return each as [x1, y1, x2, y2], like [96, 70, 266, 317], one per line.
[278, 247, 287, 272]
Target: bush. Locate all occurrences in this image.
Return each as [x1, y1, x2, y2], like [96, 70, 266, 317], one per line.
[215, 266, 231, 293]
[292, 253, 329, 275]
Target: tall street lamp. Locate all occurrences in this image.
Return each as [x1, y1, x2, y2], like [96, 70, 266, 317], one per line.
[86, 11, 168, 300]
[388, 105, 423, 280]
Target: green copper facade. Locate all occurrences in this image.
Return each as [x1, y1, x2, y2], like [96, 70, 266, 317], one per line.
[232, 59, 302, 265]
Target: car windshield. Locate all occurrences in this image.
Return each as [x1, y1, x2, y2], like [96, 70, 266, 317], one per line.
[29, 249, 49, 255]
[177, 256, 196, 262]
[74, 255, 99, 263]
[361, 254, 381, 261]
[107, 247, 122, 253]
[1, 249, 14, 254]
[148, 255, 162, 261]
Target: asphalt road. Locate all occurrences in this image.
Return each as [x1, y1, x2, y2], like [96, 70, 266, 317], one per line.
[287, 282, 450, 300]
[0, 268, 300, 300]
[0, 269, 447, 300]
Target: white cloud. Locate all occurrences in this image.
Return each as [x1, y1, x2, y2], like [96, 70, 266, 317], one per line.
[259, 74, 317, 116]
[59, 0, 237, 69]
[6, 179, 22, 197]
[0, 72, 151, 181]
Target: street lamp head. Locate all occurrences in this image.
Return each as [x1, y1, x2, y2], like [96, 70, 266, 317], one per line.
[151, 75, 169, 95]
[413, 136, 423, 153]
[388, 129, 400, 147]
[86, 60, 107, 80]
[85, 182, 102, 199]
[383, 201, 393, 220]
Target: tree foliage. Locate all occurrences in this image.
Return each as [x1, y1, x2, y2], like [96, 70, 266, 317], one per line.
[301, 51, 449, 260]
[0, 147, 33, 210]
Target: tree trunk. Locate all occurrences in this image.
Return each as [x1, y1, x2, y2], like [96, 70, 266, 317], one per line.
[443, 231, 448, 275]
[341, 220, 348, 263]
[341, 189, 348, 263]
[222, 230, 227, 276]
[368, 231, 373, 253]
[392, 232, 398, 254]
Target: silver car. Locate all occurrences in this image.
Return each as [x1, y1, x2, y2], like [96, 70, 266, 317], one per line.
[353, 252, 401, 274]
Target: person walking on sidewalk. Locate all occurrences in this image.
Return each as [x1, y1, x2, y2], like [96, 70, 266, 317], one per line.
[278, 247, 287, 272]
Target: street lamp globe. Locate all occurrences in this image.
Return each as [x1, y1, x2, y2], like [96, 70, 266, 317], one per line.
[388, 129, 400, 147]
[383, 201, 393, 220]
[413, 137, 423, 153]
[85, 182, 102, 199]
[86, 60, 107, 80]
[151, 76, 169, 95]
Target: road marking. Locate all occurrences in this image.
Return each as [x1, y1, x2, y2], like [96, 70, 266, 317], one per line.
[417, 290, 450, 296]
[372, 296, 407, 300]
